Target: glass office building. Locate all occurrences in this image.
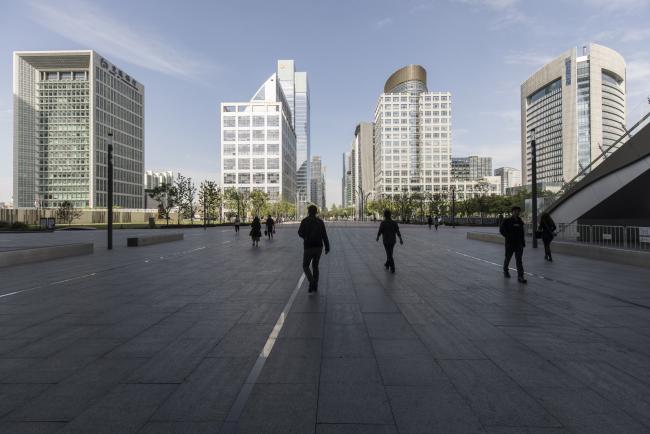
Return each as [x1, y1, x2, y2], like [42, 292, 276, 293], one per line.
[521, 43, 626, 186]
[13, 50, 145, 209]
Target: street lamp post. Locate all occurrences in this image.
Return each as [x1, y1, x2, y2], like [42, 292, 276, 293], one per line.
[364, 192, 372, 222]
[531, 128, 538, 249]
[451, 186, 456, 228]
[107, 132, 114, 250]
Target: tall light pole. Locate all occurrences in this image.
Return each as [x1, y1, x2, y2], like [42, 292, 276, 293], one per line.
[531, 128, 538, 249]
[364, 191, 372, 222]
[356, 186, 364, 221]
[107, 132, 114, 250]
[451, 186, 456, 228]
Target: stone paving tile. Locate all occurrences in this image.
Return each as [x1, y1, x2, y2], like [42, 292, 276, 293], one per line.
[322, 324, 373, 359]
[269, 338, 321, 359]
[237, 383, 317, 433]
[59, 383, 177, 433]
[325, 303, 364, 325]
[371, 338, 431, 359]
[0, 421, 66, 433]
[439, 359, 561, 427]
[206, 324, 272, 358]
[363, 313, 417, 339]
[320, 357, 381, 384]
[528, 387, 650, 433]
[258, 352, 321, 384]
[317, 382, 393, 425]
[278, 313, 324, 339]
[414, 323, 486, 360]
[152, 357, 252, 423]
[138, 421, 222, 433]
[315, 424, 397, 434]
[386, 384, 485, 433]
[377, 356, 447, 386]
[0, 384, 50, 418]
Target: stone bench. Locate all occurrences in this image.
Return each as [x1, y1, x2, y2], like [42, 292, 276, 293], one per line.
[467, 231, 650, 268]
[127, 233, 183, 247]
[0, 243, 94, 267]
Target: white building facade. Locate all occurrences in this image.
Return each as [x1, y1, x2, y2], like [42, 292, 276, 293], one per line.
[494, 167, 522, 195]
[521, 43, 626, 186]
[13, 50, 145, 209]
[342, 152, 352, 208]
[220, 70, 297, 203]
[144, 171, 175, 190]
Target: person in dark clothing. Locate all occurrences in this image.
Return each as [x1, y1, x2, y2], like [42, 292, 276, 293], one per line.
[265, 215, 275, 240]
[539, 212, 557, 262]
[298, 205, 330, 293]
[250, 216, 262, 247]
[427, 215, 433, 230]
[376, 209, 403, 273]
[234, 215, 240, 234]
[434, 216, 440, 231]
[499, 206, 527, 283]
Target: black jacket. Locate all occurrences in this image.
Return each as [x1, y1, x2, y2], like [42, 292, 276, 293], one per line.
[377, 219, 401, 245]
[539, 219, 556, 242]
[499, 216, 525, 248]
[298, 216, 330, 250]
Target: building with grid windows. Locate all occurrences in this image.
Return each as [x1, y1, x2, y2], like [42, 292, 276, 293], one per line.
[342, 152, 352, 208]
[310, 155, 326, 210]
[220, 68, 297, 204]
[494, 167, 521, 195]
[451, 156, 493, 180]
[373, 65, 452, 197]
[13, 50, 144, 209]
[521, 43, 626, 187]
[350, 122, 375, 214]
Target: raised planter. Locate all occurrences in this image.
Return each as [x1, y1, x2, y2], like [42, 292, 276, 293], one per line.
[127, 233, 184, 247]
[0, 243, 94, 267]
[467, 232, 650, 268]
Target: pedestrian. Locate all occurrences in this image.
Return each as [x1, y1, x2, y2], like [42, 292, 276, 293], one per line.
[499, 206, 527, 283]
[234, 215, 240, 234]
[265, 214, 275, 240]
[298, 205, 330, 293]
[434, 215, 439, 231]
[376, 209, 403, 274]
[427, 215, 433, 230]
[538, 212, 557, 262]
[250, 216, 262, 247]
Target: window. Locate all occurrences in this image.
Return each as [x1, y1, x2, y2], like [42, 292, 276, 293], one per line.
[224, 173, 236, 184]
[223, 105, 236, 112]
[238, 144, 250, 154]
[267, 158, 279, 169]
[253, 116, 265, 127]
[238, 158, 250, 170]
[253, 173, 265, 184]
[223, 159, 235, 170]
[238, 116, 250, 127]
[253, 143, 265, 155]
[267, 143, 279, 154]
[238, 130, 250, 141]
[223, 117, 236, 128]
[268, 130, 279, 140]
[224, 131, 236, 141]
[253, 158, 265, 169]
[268, 173, 279, 184]
[253, 130, 265, 140]
[238, 173, 250, 184]
[268, 115, 279, 126]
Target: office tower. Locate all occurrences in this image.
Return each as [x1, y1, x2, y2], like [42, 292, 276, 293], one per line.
[521, 43, 626, 186]
[310, 155, 325, 209]
[144, 171, 175, 190]
[220, 68, 297, 203]
[373, 65, 452, 197]
[350, 122, 374, 213]
[494, 167, 522, 195]
[342, 152, 352, 207]
[277, 60, 310, 215]
[451, 158, 470, 180]
[451, 156, 492, 180]
[13, 50, 144, 208]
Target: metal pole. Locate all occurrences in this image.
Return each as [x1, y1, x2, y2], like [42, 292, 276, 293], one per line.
[107, 132, 113, 250]
[451, 187, 456, 228]
[531, 129, 538, 248]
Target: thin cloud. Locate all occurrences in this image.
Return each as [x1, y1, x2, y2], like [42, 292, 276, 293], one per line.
[452, 0, 528, 27]
[376, 17, 394, 28]
[582, 0, 649, 11]
[28, 0, 219, 83]
[504, 51, 554, 67]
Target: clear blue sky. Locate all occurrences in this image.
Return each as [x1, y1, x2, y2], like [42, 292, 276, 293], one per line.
[1, 0, 649, 206]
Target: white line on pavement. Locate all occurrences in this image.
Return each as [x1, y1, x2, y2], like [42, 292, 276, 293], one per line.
[220, 273, 306, 433]
[449, 249, 536, 277]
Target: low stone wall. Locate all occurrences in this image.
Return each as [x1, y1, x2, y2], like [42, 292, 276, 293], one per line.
[0, 243, 94, 267]
[127, 233, 184, 247]
[467, 232, 650, 268]
[0, 208, 177, 225]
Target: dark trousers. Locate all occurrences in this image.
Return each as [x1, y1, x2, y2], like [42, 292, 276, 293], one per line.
[543, 238, 552, 258]
[267, 227, 273, 239]
[303, 247, 323, 286]
[383, 242, 395, 269]
[504, 245, 524, 277]
[234, 225, 239, 233]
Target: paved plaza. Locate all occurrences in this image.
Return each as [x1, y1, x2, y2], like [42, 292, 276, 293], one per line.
[1, 223, 650, 433]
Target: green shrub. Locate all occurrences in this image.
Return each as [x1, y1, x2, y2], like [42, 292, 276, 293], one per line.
[10, 222, 29, 230]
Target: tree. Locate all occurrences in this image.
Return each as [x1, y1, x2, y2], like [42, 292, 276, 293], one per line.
[56, 201, 82, 225]
[174, 174, 197, 224]
[250, 189, 269, 217]
[149, 183, 177, 226]
[199, 181, 221, 225]
[225, 188, 250, 221]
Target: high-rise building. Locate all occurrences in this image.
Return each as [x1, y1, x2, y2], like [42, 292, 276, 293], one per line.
[494, 167, 522, 195]
[13, 50, 145, 208]
[342, 152, 352, 207]
[310, 155, 325, 209]
[144, 171, 175, 190]
[220, 67, 297, 203]
[452, 156, 492, 180]
[350, 122, 374, 213]
[373, 65, 452, 197]
[277, 60, 310, 216]
[521, 43, 626, 186]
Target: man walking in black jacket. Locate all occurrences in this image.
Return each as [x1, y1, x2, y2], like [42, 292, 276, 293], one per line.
[377, 210, 403, 273]
[499, 206, 527, 283]
[298, 205, 330, 293]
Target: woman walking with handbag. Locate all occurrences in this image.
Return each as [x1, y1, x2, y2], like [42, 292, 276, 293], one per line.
[250, 216, 262, 247]
[538, 212, 557, 261]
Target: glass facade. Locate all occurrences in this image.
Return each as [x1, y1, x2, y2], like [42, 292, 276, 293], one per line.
[601, 70, 626, 154]
[576, 61, 591, 173]
[526, 79, 563, 183]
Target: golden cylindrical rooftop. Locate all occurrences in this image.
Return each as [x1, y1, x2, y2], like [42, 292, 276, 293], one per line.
[384, 65, 427, 93]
